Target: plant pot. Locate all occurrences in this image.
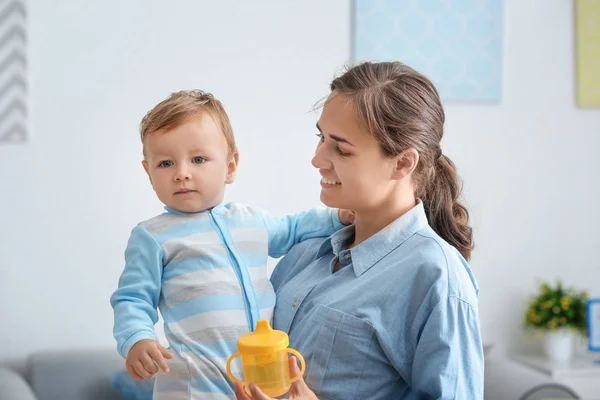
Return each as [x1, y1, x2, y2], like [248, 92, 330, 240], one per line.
[543, 329, 574, 362]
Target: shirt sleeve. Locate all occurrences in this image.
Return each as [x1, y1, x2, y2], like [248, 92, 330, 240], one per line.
[110, 225, 164, 358]
[256, 207, 344, 258]
[410, 296, 484, 400]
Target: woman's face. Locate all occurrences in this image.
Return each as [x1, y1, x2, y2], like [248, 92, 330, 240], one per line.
[312, 94, 401, 213]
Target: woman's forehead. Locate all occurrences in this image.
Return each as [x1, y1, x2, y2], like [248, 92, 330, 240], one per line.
[320, 95, 375, 146]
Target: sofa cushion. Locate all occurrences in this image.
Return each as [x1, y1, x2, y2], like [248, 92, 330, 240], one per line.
[27, 349, 123, 400]
[0, 367, 36, 400]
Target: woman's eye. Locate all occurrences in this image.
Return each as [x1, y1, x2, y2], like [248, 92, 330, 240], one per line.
[158, 160, 173, 168]
[315, 133, 324, 142]
[336, 147, 349, 157]
[192, 156, 206, 164]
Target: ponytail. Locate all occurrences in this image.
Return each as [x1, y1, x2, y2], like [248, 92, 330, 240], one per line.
[422, 155, 473, 260]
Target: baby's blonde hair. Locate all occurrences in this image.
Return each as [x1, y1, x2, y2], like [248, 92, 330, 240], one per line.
[140, 90, 237, 157]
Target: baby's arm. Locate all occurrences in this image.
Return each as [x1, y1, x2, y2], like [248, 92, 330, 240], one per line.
[110, 225, 163, 359]
[256, 207, 349, 258]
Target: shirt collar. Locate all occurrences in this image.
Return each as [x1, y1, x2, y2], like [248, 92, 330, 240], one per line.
[163, 199, 227, 215]
[317, 200, 429, 277]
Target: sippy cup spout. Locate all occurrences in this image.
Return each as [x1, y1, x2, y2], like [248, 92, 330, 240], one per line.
[255, 320, 272, 332]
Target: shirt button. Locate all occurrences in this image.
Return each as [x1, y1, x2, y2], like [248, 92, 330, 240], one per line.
[292, 300, 299, 308]
[344, 253, 351, 260]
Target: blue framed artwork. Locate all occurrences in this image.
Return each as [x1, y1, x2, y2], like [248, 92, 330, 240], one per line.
[588, 298, 600, 352]
[352, 0, 504, 103]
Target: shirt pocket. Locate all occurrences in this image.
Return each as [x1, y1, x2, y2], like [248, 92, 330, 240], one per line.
[306, 305, 376, 400]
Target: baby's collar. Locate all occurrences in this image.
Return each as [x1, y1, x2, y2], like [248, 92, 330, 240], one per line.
[163, 200, 227, 215]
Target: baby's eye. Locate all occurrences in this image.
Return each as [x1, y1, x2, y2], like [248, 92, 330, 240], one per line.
[192, 156, 206, 164]
[158, 160, 173, 168]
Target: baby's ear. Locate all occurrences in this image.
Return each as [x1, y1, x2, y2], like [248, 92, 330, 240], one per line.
[225, 151, 239, 184]
[142, 160, 152, 184]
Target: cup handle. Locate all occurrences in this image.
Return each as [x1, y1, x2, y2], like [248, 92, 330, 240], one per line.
[287, 348, 306, 383]
[226, 351, 242, 383]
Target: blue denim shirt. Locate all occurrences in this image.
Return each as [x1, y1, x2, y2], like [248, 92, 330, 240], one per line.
[270, 202, 484, 400]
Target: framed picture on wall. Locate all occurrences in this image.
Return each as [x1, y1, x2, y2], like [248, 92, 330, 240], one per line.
[351, 0, 504, 103]
[588, 298, 600, 351]
[0, 0, 28, 143]
[575, 0, 600, 108]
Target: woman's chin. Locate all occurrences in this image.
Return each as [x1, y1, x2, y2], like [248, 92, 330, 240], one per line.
[320, 191, 346, 210]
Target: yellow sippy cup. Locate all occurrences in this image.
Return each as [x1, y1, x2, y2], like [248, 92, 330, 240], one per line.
[226, 320, 306, 397]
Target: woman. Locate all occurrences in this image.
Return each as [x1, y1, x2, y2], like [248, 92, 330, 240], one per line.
[235, 61, 483, 399]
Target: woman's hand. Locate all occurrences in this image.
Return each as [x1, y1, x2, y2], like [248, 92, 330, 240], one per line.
[233, 356, 318, 400]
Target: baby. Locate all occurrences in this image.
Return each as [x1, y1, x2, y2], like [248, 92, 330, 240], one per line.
[110, 90, 352, 399]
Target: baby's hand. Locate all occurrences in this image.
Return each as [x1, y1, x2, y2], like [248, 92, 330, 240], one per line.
[126, 339, 173, 380]
[338, 209, 355, 225]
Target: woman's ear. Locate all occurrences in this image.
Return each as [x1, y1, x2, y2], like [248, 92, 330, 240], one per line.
[225, 151, 239, 184]
[392, 148, 419, 180]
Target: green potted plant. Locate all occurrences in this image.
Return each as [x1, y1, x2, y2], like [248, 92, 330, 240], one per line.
[523, 280, 588, 362]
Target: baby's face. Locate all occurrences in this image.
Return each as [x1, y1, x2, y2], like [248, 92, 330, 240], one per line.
[142, 113, 237, 213]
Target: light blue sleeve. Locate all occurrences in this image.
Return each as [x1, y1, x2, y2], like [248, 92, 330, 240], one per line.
[256, 207, 345, 258]
[411, 296, 484, 399]
[110, 225, 164, 358]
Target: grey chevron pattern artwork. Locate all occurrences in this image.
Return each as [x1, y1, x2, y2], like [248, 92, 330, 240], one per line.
[0, 0, 27, 143]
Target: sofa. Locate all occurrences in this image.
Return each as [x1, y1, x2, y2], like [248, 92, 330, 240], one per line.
[0, 348, 581, 400]
[0, 349, 124, 400]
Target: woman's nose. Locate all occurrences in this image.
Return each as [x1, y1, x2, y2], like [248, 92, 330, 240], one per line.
[312, 145, 332, 170]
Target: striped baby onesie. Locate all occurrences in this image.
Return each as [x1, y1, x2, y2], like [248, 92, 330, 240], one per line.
[111, 202, 343, 400]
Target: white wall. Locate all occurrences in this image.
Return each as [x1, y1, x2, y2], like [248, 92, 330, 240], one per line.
[450, 0, 600, 356]
[0, 0, 598, 363]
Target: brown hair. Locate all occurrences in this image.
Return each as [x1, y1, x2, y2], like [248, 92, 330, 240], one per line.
[329, 61, 473, 260]
[140, 89, 236, 157]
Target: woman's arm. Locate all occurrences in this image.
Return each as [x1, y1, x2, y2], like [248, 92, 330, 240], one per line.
[410, 296, 484, 399]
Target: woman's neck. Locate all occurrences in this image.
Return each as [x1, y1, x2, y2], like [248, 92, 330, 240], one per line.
[350, 193, 417, 248]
